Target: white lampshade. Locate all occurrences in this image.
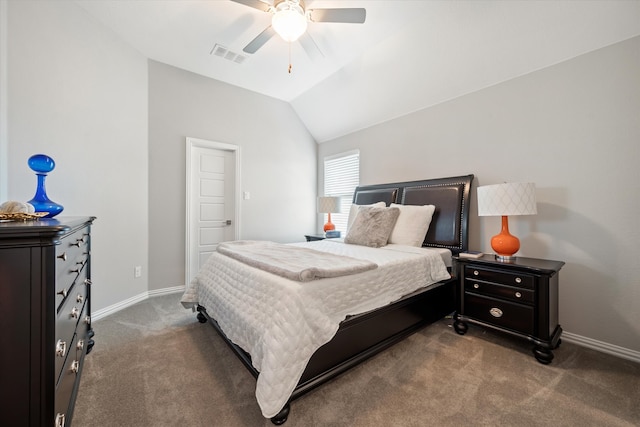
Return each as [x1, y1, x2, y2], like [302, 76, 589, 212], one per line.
[272, 1, 308, 42]
[477, 182, 537, 217]
[317, 196, 341, 214]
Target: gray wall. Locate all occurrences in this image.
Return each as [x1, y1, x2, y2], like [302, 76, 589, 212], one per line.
[4, 1, 150, 310]
[148, 61, 317, 291]
[319, 36, 640, 353]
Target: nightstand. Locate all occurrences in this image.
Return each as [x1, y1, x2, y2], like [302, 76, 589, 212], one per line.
[453, 254, 564, 364]
[305, 234, 326, 242]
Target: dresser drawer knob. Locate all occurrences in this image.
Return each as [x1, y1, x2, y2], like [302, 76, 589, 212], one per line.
[473, 270, 479, 276]
[55, 413, 66, 427]
[489, 307, 503, 318]
[515, 277, 522, 284]
[77, 339, 85, 351]
[70, 306, 80, 319]
[57, 252, 67, 261]
[84, 315, 91, 325]
[70, 268, 80, 274]
[71, 359, 80, 374]
[515, 292, 522, 298]
[70, 241, 81, 247]
[55, 340, 67, 357]
[473, 283, 480, 289]
[84, 279, 92, 286]
[76, 294, 84, 303]
[57, 288, 68, 299]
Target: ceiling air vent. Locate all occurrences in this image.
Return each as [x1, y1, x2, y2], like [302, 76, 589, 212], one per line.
[210, 44, 247, 64]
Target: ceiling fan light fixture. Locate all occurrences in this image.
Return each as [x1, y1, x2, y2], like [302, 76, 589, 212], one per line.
[272, 0, 308, 42]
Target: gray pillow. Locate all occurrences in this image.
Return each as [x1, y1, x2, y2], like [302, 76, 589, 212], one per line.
[344, 206, 400, 248]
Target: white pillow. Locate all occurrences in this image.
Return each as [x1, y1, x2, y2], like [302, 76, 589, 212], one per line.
[388, 203, 436, 247]
[347, 201, 386, 231]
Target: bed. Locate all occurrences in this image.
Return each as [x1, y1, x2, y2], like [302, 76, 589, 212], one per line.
[181, 174, 473, 424]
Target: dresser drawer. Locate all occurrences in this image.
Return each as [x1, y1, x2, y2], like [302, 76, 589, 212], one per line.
[55, 291, 88, 382]
[464, 265, 534, 289]
[56, 259, 89, 311]
[55, 333, 84, 427]
[464, 293, 535, 335]
[55, 229, 90, 307]
[464, 279, 534, 304]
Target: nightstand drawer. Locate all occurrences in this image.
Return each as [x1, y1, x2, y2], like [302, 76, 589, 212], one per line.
[464, 279, 534, 304]
[464, 293, 534, 335]
[464, 265, 534, 289]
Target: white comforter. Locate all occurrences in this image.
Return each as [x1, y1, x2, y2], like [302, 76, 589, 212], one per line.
[180, 240, 450, 418]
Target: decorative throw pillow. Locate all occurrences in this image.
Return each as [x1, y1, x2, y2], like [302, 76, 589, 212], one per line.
[347, 201, 386, 231]
[388, 203, 436, 247]
[345, 206, 400, 248]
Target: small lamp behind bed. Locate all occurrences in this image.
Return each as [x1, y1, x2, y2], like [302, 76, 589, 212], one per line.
[317, 196, 341, 233]
[477, 182, 537, 261]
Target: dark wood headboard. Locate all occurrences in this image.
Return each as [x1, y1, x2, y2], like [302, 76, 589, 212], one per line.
[352, 174, 474, 254]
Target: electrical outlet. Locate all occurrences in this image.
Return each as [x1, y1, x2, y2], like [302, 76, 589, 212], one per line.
[134, 266, 142, 278]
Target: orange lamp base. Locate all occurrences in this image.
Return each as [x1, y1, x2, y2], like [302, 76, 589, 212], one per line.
[490, 216, 520, 262]
[323, 213, 335, 232]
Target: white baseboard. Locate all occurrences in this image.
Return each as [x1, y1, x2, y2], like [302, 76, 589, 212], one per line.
[562, 331, 640, 364]
[92, 286, 185, 321]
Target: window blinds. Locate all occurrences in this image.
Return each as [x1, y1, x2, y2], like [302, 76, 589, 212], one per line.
[323, 150, 359, 232]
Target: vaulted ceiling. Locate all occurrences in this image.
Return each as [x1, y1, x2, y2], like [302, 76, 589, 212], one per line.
[76, 1, 640, 143]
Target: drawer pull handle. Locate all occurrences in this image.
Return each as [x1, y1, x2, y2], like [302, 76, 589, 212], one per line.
[84, 315, 91, 325]
[489, 307, 503, 318]
[71, 360, 80, 374]
[76, 294, 84, 303]
[515, 292, 522, 298]
[56, 340, 67, 357]
[473, 270, 479, 276]
[57, 288, 68, 299]
[70, 241, 81, 247]
[84, 279, 92, 286]
[57, 252, 67, 261]
[70, 307, 80, 319]
[55, 413, 66, 427]
[515, 277, 522, 284]
[473, 283, 480, 289]
[70, 268, 80, 274]
[77, 339, 85, 351]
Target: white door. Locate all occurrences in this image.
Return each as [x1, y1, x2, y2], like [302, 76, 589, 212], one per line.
[186, 138, 240, 285]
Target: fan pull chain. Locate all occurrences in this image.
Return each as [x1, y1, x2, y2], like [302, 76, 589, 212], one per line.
[288, 42, 293, 74]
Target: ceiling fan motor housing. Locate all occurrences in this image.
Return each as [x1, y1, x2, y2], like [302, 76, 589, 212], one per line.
[272, 0, 308, 42]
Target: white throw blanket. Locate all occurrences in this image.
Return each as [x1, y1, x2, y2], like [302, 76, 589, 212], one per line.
[181, 240, 451, 418]
[216, 240, 378, 281]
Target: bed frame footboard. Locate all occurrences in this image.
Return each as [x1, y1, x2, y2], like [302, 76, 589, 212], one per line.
[196, 278, 455, 424]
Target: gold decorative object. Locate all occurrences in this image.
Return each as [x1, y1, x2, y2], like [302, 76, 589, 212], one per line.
[0, 212, 48, 221]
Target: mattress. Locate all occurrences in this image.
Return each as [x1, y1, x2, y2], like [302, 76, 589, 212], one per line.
[181, 240, 451, 418]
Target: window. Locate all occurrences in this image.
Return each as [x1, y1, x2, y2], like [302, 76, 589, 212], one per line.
[323, 150, 359, 233]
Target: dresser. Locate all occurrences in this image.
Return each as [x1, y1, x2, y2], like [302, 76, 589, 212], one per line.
[0, 216, 95, 426]
[453, 254, 564, 364]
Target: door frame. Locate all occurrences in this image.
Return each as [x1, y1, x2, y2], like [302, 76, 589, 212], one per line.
[185, 137, 241, 285]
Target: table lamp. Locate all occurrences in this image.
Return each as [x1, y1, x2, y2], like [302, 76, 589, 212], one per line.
[317, 196, 341, 232]
[477, 182, 537, 261]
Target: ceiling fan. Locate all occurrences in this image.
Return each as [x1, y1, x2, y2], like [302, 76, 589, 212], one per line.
[231, 0, 366, 61]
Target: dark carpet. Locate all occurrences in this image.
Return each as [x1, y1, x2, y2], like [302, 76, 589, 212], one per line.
[73, 293, 640, 426]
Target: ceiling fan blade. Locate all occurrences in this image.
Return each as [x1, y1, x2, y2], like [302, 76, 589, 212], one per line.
[298, 32, 323, 61]
[243, 26, 276, 54]
[308, 8, 366, 24]
[230, 0, 272, 13]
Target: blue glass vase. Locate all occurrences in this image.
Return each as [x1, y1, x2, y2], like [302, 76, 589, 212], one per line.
[27, 154, 64, 218]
